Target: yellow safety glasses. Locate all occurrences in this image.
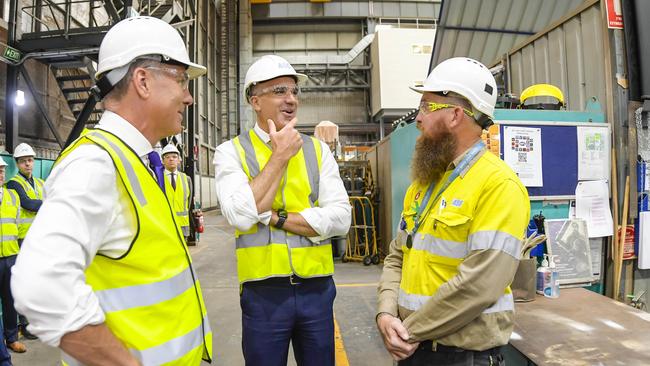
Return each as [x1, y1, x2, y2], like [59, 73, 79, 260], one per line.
[418, 101, 475, 118]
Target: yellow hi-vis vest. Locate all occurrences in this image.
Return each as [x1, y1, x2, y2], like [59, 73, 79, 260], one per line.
[165, 170, 191, 237]
[398, 151, 529, 320]
[0, 188, 20, 258]
[57, 129, 212, 366]
[10, 174, 44, 239]
[232, 129, 333, 284]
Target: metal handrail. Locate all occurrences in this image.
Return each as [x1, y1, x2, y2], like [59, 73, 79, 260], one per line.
[21, 0, 112, 35]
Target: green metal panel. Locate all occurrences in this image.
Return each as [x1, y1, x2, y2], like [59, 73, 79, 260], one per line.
[390, 123, 419, 233]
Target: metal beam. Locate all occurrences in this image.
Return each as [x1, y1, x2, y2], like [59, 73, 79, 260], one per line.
[19, 66, 64, 148]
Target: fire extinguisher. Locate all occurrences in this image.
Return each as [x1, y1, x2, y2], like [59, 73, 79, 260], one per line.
[193, 210, 204, 233]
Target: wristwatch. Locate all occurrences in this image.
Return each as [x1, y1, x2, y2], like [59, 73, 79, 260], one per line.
[275, 209, 288, 229]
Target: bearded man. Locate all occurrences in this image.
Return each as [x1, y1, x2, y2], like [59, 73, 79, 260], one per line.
[376, 57, 530, 366]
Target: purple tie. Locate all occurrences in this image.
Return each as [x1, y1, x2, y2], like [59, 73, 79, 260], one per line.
[147, 151, 165, 193]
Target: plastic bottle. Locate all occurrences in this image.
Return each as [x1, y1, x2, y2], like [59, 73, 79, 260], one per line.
[536, 255, 549, 295]
[544, 255, 560, 298]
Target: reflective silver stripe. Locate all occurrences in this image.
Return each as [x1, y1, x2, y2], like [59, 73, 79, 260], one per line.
[413, 233, 468, 259]
[238, 132, 260, 177]
[63, 315, 210, 366]
[182, 226, 190, 237]
[398, 288, 428, 311]
[18, 218, 33, 224]
[7, 190, 16, 206]
[398, 289, 514, 313]
[95, 266, 195, 313]
[89, 132, 148, 207]
[236, 223, 327, 249]
[483, 293, 514, 314]
[130, 314, 209, 365]
[468, 231, 522, 259]
[176, 211, 189, 217]
[236, 223, 270, 249]
[0, 235, 17, 242]
[0, 218, 17, 224]
[300, 134, 320, 206]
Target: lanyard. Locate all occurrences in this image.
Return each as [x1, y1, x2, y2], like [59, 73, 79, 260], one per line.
[405, 140, 485, 248]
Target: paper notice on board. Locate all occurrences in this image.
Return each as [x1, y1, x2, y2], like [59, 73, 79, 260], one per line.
[503, 126, 543, 187]
[575, 180, 614, 238]
[577, 127, 610, 181]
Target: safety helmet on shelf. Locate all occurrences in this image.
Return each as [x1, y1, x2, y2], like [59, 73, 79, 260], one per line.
[243, 55, 308, 103]
[410, 57, 497, 128]
[520, 84, 565, 110]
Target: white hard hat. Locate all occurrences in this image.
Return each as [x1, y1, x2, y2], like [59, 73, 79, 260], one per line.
[162, 144, 180, 157]
[96, 16, 206, 83]
[0, 158, 7, 167]
[411, 57, 497, 124]
[14, 143, 36, 159]
[243, 55, 308, 103]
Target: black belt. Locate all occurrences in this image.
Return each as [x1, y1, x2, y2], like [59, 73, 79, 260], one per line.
[418, 341, 502, 354]
[245, 275, 329, 286]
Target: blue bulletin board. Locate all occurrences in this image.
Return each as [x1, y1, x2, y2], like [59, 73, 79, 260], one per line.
[498, 121, 610, 199]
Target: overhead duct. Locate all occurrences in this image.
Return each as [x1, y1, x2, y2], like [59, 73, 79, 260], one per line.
[282, 33, 375, 66]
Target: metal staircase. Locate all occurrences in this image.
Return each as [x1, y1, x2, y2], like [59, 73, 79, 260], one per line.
[6, 0, 193, 146]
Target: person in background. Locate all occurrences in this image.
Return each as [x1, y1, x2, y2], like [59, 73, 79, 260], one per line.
[6, 143, 42, 343]
[162, 143, 193, 241]
[376, 57, 530, 365]
[11, 16, 212, 365]
[0, 157, 25, 355]
[214, 54, 351, 366]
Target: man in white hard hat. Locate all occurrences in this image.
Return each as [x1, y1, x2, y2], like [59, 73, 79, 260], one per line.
[162, 144, 193, 241]
[11, 16, 213, 365]
[0, 156, 24, 357]
[376, 57, 529, 365]
[5, 142, 42, 346]
[214, 54, 350, 365]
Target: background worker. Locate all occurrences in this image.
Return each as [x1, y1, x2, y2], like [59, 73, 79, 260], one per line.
[0, 158, 25, 355]
[162, 144, 193, 240]
[214, 54, 351, 366]
[376, 57, 530, 365]
[5, 143, 41, 343]
[11, 16, 212, 365]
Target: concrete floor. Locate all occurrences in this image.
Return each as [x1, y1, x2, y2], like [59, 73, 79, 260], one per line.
[10, 210, 393, 365]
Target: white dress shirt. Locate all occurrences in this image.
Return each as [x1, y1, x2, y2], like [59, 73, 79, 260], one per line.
[214, 123, 351, 242]
[11, 111, 154, 347]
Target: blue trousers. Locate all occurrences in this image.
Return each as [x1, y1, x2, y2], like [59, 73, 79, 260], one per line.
[0, 315, 11, 365]
[0, 256, 18, 344]
[240, 276, 336, 366]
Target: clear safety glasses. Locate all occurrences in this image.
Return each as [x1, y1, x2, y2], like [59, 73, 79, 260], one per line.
[145, 66, 191, 90]
[252, 84, 301, 98]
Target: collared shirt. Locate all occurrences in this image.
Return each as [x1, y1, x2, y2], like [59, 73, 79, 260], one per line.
[11, 111, 154, 347]
[214, 123, 350, 242]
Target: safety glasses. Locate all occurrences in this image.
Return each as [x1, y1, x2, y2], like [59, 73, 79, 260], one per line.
[418, 101, 474, 118]
[145, 66, 190, 90]
[252, 84, 301, 98]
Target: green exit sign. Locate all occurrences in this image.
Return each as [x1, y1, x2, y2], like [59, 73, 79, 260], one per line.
[3, 46, 21, 63]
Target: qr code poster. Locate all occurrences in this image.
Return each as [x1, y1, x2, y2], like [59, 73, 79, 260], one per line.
[503, 127, 543, 187]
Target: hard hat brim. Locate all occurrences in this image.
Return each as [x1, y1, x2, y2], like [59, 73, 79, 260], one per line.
[186, 62, 207, 80]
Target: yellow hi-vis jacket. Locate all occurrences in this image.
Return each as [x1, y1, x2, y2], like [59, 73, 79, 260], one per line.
[397, 150, 529, 349]
[10, 173, 44, 239]
[232, 129, 333, 284]
[58, 129, 212, 365]
[165, 170, 191, 237]
[0, 188, 21, 257]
